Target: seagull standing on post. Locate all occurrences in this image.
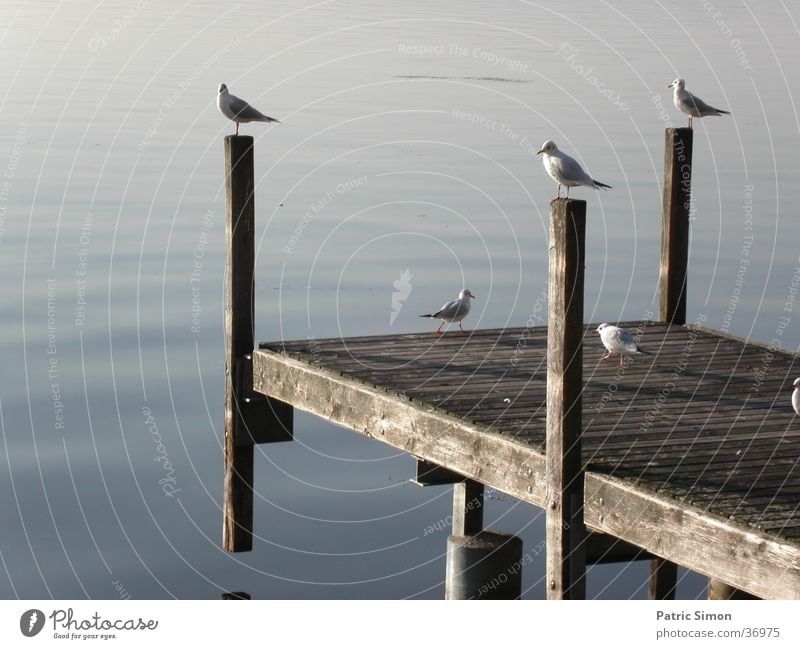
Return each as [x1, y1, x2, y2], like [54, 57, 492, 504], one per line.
[668, 78, 730, 129]
[217, 83, 280, 135]
[537, 140, 612, 199]
[420, 289, 476, 335]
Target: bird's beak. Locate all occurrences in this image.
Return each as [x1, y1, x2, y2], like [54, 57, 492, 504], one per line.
[536, 149, 544, 156]
[667, 83, 673, 88]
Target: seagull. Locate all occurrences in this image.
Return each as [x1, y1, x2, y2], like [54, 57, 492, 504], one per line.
[596, 323, 649, 367]
[217, 83, 280, 135]
[792, 378, 800, 416]
[536, 140, 612, 199]
[668, 78, 730, 129]
[420, 289, 476, 335]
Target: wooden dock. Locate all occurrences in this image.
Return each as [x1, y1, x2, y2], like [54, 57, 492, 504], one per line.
[222, 128, 800, 599]
[253, 322, 800, 598]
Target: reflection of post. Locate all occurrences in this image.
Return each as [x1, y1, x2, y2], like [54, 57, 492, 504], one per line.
[546, 198, 586, 600]
[659, 127, 693, 326]
[223, 135, 256, 552]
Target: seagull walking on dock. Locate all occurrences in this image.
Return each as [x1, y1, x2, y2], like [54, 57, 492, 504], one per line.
[596, 323, 649, 367]
[536, 140, 612, 199]
[792, 378, 800, 416]
[668, 78, 729, 129]
[420, 289, 476, 335]
[217, 83, 280, 135]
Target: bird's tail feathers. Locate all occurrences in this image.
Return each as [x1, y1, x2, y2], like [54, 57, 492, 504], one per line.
[419, 313, 435, 318]
[593, 180, 612, 190]
[716, 109, 730, 115]
[637, 348, 651, 355]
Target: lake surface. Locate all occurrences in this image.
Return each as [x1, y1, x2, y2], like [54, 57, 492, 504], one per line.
[1, 0, 799, 599]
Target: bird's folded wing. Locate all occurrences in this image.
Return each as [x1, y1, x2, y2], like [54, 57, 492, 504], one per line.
[435, 299, 460, 318]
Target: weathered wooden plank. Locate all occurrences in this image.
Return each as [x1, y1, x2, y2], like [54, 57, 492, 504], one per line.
[585, 473, 800, 599]
[253, 350, 547, 506]
[546, 198, 587, 600]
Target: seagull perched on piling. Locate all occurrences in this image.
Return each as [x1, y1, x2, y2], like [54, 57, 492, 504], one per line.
[668, 78, 730, 129]
[217, 83, 280, 135]
[792, 378, 800, 416]
[536, 140, 612, 199]
[596, 323, 649, 367]
[420, 289, 476, 335]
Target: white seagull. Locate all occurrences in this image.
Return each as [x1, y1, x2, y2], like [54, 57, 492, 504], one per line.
[668, 78, 730, 129]
[420, 289, 476, 335]
[217, 83, 280, 135]
[536, 140, 612, 199]
[792, 378, 800, 416]
[596, 323, 649, 367]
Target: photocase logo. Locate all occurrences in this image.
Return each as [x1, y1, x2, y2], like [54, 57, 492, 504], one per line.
[390, 269, 413, 326]
[20, 609, 45, 637]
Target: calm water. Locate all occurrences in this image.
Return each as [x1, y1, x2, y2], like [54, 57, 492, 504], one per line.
[2, 0, 799, 599]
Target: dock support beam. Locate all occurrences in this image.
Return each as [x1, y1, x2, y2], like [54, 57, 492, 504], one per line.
[659, 127, 693, 326]
[545, 198, 587, 600]
[648, 558, 678, 599]
[451, 479, 483, 536]
[223, 135, 257, 552]
[708, 579, 759, 600]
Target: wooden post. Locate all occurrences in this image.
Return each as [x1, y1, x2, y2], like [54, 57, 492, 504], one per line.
[653, 127, 692, 592]
[649, 558, 678, 599]
[445, 479, 522, 600]
[451, 479, 483, 536]
[545, 198, 587, 600]
[659, 127, 693, 325]
[708, 579, 759, 600]
[223, 135, 257, 552]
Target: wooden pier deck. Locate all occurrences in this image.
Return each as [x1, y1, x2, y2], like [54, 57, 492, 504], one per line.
[254, 322, 800, 599]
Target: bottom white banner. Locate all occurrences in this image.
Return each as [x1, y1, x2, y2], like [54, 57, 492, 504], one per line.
[0, 600, 796, 648]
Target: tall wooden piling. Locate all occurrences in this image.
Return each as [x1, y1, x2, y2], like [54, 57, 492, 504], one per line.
[652, 127, 693, 594]
[545, 198, 587, 600]
[659, 127, 693, 325]
[223, 135, 257, 552]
